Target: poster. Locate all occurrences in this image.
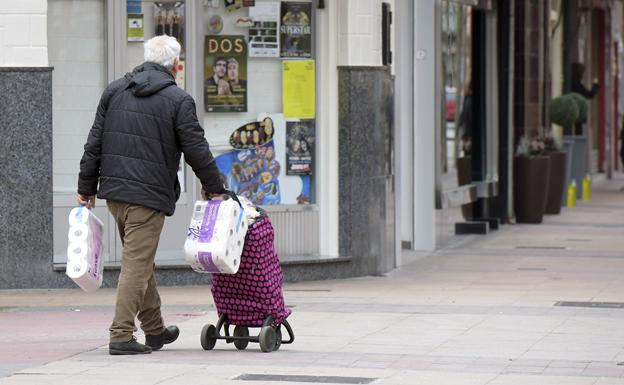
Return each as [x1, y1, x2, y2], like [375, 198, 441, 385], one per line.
[282, 60, 315, 119]
[280, 2, 312, 58]
[154, 2, 185, 46]
[286, 120, 314, 175]
[248, 2, 280, 58]
[216, 114, 312, 205]
[204, 35, 248, 113]
[216, 143, 281, 205]
[230, 118, 274, 149]
[127, 14, 145, 42]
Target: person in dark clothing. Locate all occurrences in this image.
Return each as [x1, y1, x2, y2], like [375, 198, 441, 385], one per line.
[77, 35, 225, 355]
[568, 62, 599, 136]
[457, 81, 473, 156]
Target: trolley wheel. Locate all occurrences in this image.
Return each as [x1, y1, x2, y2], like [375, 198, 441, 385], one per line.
[258, 325, 276, 353]
[233, 326, 249, 350]
[274, 326, 282, 351]
[200, 324, 217, 350]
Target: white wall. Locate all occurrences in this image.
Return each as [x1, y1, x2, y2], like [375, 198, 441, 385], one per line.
[0, 0, 48, 66]
[337, 0, 383, 66]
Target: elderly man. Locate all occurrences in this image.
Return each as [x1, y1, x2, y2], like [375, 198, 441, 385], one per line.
[77, 35, 224, 355]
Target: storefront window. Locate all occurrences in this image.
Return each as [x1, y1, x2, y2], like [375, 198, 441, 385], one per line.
[202, 1, 316, 207]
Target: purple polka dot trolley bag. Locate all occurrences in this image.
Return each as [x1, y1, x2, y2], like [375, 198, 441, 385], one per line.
[199, 194, 294, 353]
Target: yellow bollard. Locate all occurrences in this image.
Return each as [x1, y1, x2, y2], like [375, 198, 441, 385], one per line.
[567, 180, 577, 208]
[582, 174, 592, 201]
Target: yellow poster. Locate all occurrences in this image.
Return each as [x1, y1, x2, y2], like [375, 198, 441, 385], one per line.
[282, 60, 315, 119]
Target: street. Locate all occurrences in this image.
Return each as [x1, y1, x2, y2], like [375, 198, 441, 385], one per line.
[2, 176, 624, 384]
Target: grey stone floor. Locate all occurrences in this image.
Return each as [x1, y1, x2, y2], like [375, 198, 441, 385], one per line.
[2, 175, 624, 384]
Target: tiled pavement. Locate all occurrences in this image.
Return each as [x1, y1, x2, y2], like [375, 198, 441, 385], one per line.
[2, 175, 624, 384]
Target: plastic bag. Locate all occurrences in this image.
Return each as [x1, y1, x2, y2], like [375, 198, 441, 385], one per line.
[66, 206, 104, 292]
[184, 194, 249, 274]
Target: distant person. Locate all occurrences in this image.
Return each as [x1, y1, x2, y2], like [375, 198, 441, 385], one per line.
[568, 62, 599, 136]
[77, 35, 225, 355]
[457, 81, 472, 156]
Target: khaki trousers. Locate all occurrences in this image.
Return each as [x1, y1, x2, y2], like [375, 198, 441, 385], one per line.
[107, 201, 166, 343]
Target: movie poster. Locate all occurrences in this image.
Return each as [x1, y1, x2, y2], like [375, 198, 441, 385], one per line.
[248, 2, 280, 58]
[280, 2, 312, 58]
[286, 120, 314, 175]
[204, 35, 248, 112]
[154, 2, 184, 45]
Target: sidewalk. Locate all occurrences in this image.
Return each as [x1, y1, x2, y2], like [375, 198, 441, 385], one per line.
[2, 175, 624, 384]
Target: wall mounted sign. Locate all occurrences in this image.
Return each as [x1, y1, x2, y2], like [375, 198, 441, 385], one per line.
[282, 59, 315, 119]
[249, 2, 280, 57]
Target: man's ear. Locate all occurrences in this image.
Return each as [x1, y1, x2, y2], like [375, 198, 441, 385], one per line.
[171, 58, 179, 76]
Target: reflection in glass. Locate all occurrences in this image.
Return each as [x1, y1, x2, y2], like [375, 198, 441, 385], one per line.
[441, 1, 472, 190]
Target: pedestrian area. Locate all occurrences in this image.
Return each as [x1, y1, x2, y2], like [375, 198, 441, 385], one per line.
[3, 177, 624, 385]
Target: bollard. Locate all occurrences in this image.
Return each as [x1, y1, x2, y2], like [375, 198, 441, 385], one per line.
[567, 180, 577, 208]
[582, 174, 592, 201]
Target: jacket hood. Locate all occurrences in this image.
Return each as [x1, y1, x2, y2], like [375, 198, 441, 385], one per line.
[125, 62, 176, 97]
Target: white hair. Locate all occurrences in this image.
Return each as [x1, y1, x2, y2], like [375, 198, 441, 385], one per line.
[144, 35, 181, 69]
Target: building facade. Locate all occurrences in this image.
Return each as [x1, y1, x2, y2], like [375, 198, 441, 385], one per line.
[2, 0, 623, 289]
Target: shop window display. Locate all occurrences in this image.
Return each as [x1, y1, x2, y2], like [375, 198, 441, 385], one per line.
[205, 1, 316, 206]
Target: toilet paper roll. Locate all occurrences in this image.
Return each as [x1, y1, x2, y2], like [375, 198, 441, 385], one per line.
[68, 223, 89, 243]
[66, 259, 101, 292]
[67, 241, 88, 261]
[66, 258, 88, 279]
[68, 207, 89, 226]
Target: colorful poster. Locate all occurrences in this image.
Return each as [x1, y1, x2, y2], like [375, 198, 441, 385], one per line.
[216, 114, 312, 205]
[286, 120, 314, 175]
[280, 1, 312, 58]
[127, 14, 144, 42]
[204, 35, 248, 113]
[154, 2, 185, 46]
[248, 2, 280, 58]
[282, 60, 315, 119]
[216, 142, 282, 205]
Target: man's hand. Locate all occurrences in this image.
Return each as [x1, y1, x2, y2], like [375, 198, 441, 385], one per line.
[77, 194, 96, 209]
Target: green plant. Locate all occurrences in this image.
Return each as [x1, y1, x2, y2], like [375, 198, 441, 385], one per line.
[567, 92, 587, 123]
[549, 94, 579, 127]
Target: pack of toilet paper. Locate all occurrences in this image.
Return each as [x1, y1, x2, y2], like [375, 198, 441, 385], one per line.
[66, 206, 104, 292]
[184, 197, 249, 274]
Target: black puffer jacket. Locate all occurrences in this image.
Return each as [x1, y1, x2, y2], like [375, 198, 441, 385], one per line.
[78, 62, 224, 216]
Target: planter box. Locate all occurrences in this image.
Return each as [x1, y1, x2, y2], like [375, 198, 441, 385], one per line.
[513, 156, 550, 224]
[545, 152, 566, 214]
